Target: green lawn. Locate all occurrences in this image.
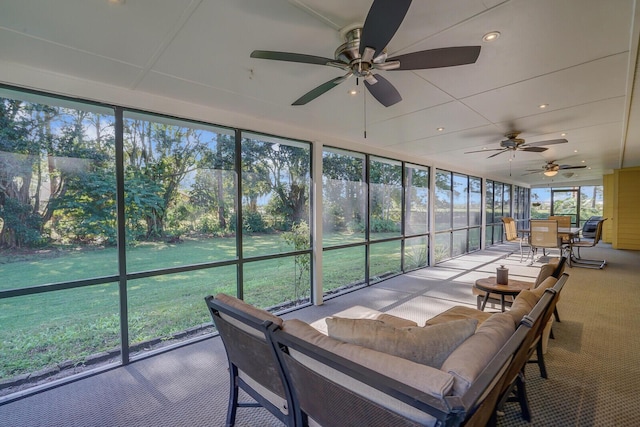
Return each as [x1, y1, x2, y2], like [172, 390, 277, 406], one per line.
[0, 233, 402, 380]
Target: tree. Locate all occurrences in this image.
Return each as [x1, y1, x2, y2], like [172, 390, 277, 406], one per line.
[123, 119, 216, 239]
[0, 99, 114, 248]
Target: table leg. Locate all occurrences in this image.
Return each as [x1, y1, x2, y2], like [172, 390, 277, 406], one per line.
[481, 293, 490, 311]
[500, 294, 506, 312]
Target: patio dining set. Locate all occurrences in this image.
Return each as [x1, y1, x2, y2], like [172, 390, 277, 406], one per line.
[502, 215, 607, 269]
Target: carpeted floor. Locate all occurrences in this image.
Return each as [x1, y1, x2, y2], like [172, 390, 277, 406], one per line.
[0, 243, 638, 426]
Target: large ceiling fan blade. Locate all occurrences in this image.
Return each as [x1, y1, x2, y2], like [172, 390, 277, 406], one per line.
[523, 138, 568, 148]
[521, 147, 548, 153]
[464, 148, 505, 154]
[292, 74, 352, 106]
[364, 74, 401, 107]
[387, 46, 481, 70]
[250, 50, 347, 69]
[559, 165, 587, 170]
[360, 0, 412, 57]
[488, 149, 509, 158]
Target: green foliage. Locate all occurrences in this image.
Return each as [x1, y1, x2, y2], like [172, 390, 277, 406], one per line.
[405, 244, 427, 269]
[0, 197, 47, 247]
[196, 212, 224, 235]
[369, 217, 400, 233]
[281, 221, 311, 301]
[228, 210, 269, 234]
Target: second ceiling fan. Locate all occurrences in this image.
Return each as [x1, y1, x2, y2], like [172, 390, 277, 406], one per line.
[464, 131, 568, 158]
[523, 160, 587, 176]
[250, 0, 481, 107]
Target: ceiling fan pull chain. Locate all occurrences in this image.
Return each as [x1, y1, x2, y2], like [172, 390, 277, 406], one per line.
[364, 81, 367, 139]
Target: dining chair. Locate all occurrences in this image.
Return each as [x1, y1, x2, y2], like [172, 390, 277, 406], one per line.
[569, 218, 607, 269]
[501, 217, 530, 262]
[548, 215, 572, 244]
[547, 215, 571, 228]
[529, 220, 563, 263]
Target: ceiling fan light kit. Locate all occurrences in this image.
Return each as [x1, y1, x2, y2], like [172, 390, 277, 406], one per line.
[250, 0, 481, 107]
[524, 160, 587, 177]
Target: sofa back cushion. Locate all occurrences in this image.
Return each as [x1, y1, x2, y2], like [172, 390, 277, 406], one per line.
[282, 319, 454, 426]
[508, 290, 538, 325]
[440, 312, 515, 395]
[531, 276, 558, 300]
[534, 263, 557, 287]
[326, 316, 477, 369]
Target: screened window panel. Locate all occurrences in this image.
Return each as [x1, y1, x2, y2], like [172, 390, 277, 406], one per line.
[322, 148, 366, 246]
[404, 164, 429, 236]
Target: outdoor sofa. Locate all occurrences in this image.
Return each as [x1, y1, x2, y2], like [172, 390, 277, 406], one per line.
[205, 271, 568, 426]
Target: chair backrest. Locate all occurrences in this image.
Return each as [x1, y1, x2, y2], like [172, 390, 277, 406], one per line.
[204, 294, 294, 426]
[529, 219, 561, 249]
[592, 218, 607, 243]
[548, 215, 571, 228]
[501, 217, 518, 242]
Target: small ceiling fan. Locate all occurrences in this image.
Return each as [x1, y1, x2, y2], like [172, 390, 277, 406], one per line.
[250, 0, 481, 107]
[464, 131, 568, 158]
[523, 160, 587, 177]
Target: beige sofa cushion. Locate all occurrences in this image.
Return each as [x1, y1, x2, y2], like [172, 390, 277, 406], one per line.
[508, 290, 538, 325]
[534, 263, 557, 287]
[215, 293, 283, 327]
[531, 276, 558, 300]
[424, 306, 492, 327]
[326, 316, 477, 369]
[283, 319, 455, 427]
[283, 319, 455, 398]
[375, 312, 418, 328]
[440, 312, 515, 395]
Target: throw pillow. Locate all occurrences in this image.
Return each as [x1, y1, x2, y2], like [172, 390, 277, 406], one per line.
[325, 316, 477, 368]
[375, 312, 418, 328]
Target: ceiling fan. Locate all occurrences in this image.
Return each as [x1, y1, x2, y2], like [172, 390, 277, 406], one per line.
[250, 0, 481, 107]
[523, 160, 587, 177]
[464, 131, 568, 158]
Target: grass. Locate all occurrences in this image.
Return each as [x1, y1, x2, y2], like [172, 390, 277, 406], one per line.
[0, 233, 401, 381]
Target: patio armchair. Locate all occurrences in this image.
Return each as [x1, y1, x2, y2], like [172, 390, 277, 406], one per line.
[204, 294, 295, 427]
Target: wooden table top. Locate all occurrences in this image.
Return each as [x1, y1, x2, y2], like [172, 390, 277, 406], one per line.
[474, 276, 533, 295]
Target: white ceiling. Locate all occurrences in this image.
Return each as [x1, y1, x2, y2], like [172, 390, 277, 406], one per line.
[1, 0, 640, 187]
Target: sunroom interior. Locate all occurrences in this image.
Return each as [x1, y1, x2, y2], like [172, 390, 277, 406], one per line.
[2, 0, 640, 420]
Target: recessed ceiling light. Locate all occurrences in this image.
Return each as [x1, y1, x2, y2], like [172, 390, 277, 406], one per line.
[574, 149, 578, 153]
[561, 133, 567, 137]
[581, 160, 586, 163]
[539, 104, 548, 109]
[482, 31, 501, 42]
[348, 89, 358, 96]
[437, 127, 444, 132]
[108, 0, 125, 4]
